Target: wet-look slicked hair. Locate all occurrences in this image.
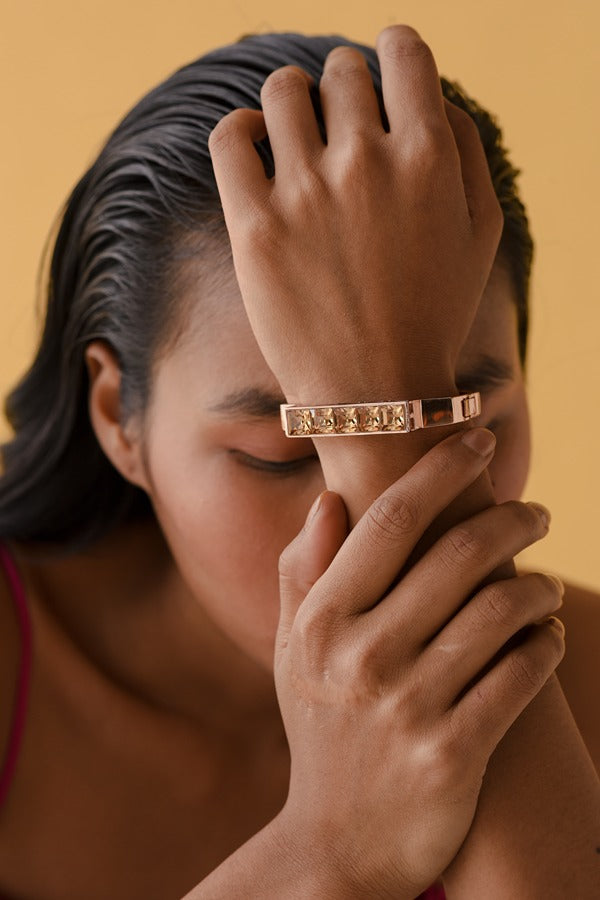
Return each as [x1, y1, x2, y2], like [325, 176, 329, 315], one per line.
[0, 31, 533, 553]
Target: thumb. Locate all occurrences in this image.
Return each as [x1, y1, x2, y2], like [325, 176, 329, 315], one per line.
[277, 490, 349, 652]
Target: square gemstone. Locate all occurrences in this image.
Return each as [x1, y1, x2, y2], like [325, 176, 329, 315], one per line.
[384, 405, 406, 431]
[314, 407, 336, 434]
[336, 407, 359, 432]
[361, 406, 383, 431]
[289, 409, 313, 435]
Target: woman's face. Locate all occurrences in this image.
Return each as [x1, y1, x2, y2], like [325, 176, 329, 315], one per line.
[137, 255, 530, 670]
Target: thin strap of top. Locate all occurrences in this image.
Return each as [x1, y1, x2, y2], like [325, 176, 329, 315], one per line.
[420, 883, 446, 899]
[0, 542, 32, 809]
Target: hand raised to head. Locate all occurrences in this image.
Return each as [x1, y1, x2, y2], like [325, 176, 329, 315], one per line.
[209, 24, 503, 403]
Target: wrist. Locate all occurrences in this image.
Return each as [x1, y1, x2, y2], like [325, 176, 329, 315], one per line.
[269, 808, 417, 900]
[290, 375, 475, 527]
[281, 363, 457, 408]
[266, 809, 355, 899]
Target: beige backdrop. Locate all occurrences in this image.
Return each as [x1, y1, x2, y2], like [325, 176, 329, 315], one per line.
[1, 0, 598, 588]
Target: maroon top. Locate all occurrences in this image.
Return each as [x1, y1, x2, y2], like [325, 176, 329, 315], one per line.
[0, 542, 32, 809]
[419, 883, 446, 898]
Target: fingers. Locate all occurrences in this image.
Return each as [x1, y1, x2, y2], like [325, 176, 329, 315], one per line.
[426, 572, 564, 708]
[277, 491, 349, 657]
[376, 499, 551, 647]
[448, 615, 565, 761]
[443, 98, 504, 241]
[260, 66, 324, 174]
[375, 25, 450, 145]
[319, 46, 384, 145]
[307, 428, 497, 620]
[208, 107, 270, 219]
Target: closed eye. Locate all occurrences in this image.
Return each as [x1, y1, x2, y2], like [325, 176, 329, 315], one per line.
[230, 450, 319, 475]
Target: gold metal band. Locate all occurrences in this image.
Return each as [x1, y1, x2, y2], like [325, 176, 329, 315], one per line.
[280, 393, 481, 437]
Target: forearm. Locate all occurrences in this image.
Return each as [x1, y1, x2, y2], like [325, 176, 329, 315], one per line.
[442, 675, 600, 898]
[311, 372, 600, 897]
[180, 812, 414, 900]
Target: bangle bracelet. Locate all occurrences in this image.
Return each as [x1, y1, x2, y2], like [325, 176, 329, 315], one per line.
[280, 393, 481, 437]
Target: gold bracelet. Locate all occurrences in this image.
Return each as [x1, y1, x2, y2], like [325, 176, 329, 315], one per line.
[280, 393, 481, 437]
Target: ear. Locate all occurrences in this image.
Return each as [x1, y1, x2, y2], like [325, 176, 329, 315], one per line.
[84, 341, 151, 493]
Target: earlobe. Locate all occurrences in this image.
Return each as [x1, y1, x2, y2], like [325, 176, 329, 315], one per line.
[84, 341, 151, 493]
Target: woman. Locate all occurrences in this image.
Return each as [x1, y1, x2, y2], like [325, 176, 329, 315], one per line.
[0, 24, 598, 899]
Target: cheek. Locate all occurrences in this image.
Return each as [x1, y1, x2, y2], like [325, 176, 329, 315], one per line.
[487, 390, 531, 503]
[146, 442, 319, 663]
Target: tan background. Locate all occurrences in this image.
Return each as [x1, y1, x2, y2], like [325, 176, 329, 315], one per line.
[1, 1, 598, 588]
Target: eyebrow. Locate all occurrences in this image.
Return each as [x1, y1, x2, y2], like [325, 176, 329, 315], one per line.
[456, 355, 516, 392]
[208, 387, 284, 419]
[209, 355, 516, 420]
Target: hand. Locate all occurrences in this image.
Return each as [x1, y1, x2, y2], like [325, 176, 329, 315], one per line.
[272, 430, 565, 898]
[208, 24, 503, 402]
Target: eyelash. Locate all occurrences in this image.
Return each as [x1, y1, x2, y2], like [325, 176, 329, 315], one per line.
[232, 451, 318, 475]
[232, 414, 503, 476]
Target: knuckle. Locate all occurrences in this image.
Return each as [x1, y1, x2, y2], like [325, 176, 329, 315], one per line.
[365, 491, 420, 548]
[208, 110, 245, 153]
[414, 731, 465, 794]
[433, 727, 463, 771]
[546, 621, 567, 660]
[352, 630, 410, 698]
[507, 648, 546, 696]
[278, 540, 298, 582]
[292, 603, 333, 653]
[261, 67, 308, 102]
[350, 645, 388, 699]
[526, 572, 564, 613]
[543, 574, 565, 609]
[234, 195, 282, 249]
[506, 499, 543, 533]
[238, 209, 278, 253]
[439, 524, 483, 569]
[291, 164, 327, 204]
[404, 120, 449, 159]
[329, 139, 378, 189]
[322, 52, 368, 83]
[479, 583, 519, 629]
[278, 543, 318, 604]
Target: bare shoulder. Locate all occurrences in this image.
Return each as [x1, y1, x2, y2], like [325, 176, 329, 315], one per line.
[547, 575, 600, 774]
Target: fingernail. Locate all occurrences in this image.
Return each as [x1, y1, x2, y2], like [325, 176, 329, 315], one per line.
[306, 492, 324, 527]
[546, 615, 566, 637]
[547, 573, 565, 597]
[461, 427, 496, 457]
[528, 501, 551, 528]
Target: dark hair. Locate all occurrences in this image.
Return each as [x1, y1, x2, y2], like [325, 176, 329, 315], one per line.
[0, 31, 533, 553]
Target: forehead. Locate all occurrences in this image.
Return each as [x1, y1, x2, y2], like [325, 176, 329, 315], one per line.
[164, 253, 520, 405]
[457, 258, 520, 377]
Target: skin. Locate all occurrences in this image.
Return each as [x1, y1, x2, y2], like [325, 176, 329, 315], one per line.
[82, 251, 529, 689]
[0, 244, 596, 899]
[198, 29, 598, 895]
[2, 25, 596, 898]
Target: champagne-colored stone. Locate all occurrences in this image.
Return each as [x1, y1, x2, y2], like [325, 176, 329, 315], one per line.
[289, 409, 313, 435]
[314, 408, 336, 433]
[336, 407, 359, 433]
[362, 406, 383, 431]
[384, 405, 406, 431]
